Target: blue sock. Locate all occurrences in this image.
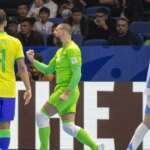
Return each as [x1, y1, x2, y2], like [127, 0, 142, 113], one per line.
[0, 138, 10, 150]
[0, 129, 10, 150]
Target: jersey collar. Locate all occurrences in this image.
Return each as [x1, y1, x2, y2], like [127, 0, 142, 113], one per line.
[63, 40, 72, 48]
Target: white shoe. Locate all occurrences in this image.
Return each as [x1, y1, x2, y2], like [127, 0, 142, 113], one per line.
[98, 144, 105, 150]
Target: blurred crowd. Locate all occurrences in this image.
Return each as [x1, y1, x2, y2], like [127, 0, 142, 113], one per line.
[1, 0, 150, 47]
[1, 0, 150, 81]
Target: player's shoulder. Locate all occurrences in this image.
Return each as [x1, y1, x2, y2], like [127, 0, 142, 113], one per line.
[6, 34, 22, 45]
[68, 41, 81, 52]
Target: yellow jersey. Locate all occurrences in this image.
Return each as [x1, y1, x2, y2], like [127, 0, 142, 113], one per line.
[0, 32, 24, 98]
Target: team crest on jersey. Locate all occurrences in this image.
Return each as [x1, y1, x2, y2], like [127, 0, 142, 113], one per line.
[71, 57, 78, 64]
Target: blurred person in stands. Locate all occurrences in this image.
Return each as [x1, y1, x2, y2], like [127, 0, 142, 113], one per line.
[86, 7, 115, 40]
[6, 18, 19, 38]
[144, 0, 150, 11]
[58, 0, 73, 20]
[73, 0, 87, 10]
[43, 0, 58, 18]
[34, 7, 53, 44]
[47, 24, 59, 46]
[80, 0, 99, 6]
[0, 9, 31, 150]
[143, 0, 150, 20]
[18, 17, 44, 46]
[28, 0, 45, 19]
[65, 7, 89, 39]
[123, 0, 144, 21]
[28, 0, 58, 19]
[16, 3, 29, 22]
[108, 17, 143, 45]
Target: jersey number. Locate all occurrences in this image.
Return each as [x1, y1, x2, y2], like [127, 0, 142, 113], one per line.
[0, 49, 6, 72]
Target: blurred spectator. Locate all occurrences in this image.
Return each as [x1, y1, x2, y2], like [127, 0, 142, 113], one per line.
[28, 53, 55, 81]
[73, 0, 86, 10]
[6, 18, 19, 37]
[65, 7, 89, 38]
[83, 0, 99, 6]
[47, 24, 58, 46]
[86, 7, 115, 40]
[58, 0, 73, 20]
[16, 3, 29, 22]
[27, 0, 45, 19]
[143, 0, 150, 20]
[28, 0, 58, 19]
[34, 7, 53, 35]
[144, 0, 150, 11]
[108, 17, 143, 45]
[83, 0, 120, 8]
[44, 0, 58, 18]
[18, 17, 44, 46]
[124, 0, 144, 21]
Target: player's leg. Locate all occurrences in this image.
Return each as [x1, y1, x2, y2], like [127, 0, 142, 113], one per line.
[0, 122, 10, 150]
[61, 113, 98, 150]
[0, 98, 15, 150]
[127, 95, 150, 150]
[36, 102, 57, 150]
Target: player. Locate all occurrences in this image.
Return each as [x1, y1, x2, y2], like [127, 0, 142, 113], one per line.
[127, 63, 150, 150]
[0, 9, 32, 150]
[26, 23, 103, 150]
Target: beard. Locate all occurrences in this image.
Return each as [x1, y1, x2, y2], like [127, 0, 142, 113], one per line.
[53, 37, 63, 47]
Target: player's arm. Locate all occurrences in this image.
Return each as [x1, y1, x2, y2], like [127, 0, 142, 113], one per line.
[15, 39, 32, 105]
[26, 50, 56, 75]
[67, 48, 82, 92]
[16, 58, 32, 105]
[67, 65, 81, 91]
[33, 58, 55, 75]
[60, 48, 81, 100]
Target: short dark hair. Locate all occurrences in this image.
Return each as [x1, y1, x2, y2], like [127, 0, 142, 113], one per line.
[20, 17, 35, 26]
[7, 17, 18, 25]
[39, 7, 50, 16]
[96, 7, 110, 15]
[0, 9, 7, 24]
[17, 3, 29, 9]
[117, 17, 129, 23]
[71, 7, 83, 13]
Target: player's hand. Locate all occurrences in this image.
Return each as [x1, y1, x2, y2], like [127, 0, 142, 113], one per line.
[60, 90, 71, 101]
[26, 49, 35, 63]
[23, 89, 32, 105]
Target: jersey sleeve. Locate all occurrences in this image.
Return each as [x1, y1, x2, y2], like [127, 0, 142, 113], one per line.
[15, 39, 24, 60]
[67, 48, 81, 67]
[33, 55, 56, 75]
[67, 47, 82, 91]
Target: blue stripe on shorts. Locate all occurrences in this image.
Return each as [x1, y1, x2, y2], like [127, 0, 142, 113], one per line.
[0, 97, 15, 122]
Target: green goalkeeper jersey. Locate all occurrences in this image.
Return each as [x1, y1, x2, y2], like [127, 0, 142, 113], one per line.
[34, 40, 82, 91]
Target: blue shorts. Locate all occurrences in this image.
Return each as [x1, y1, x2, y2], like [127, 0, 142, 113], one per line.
[0, 98, 15, 122]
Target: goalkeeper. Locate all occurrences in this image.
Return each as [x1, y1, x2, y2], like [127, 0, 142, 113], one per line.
[26, 23, 102, 150]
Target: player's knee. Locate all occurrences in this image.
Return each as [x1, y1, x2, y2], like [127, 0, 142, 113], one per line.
[62, 123, 80, 137]
[36, 112, 49, 128]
